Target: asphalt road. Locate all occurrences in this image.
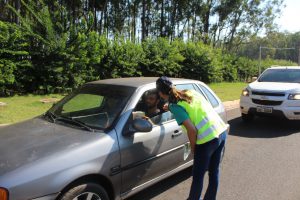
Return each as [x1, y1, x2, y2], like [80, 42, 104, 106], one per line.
[127, 108, 300, 200]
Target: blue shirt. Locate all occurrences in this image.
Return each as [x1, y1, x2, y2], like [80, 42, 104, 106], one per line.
[169, 103, 189, 125]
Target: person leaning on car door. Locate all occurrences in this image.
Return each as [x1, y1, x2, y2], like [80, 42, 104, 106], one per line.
[156, 76, 227, 200]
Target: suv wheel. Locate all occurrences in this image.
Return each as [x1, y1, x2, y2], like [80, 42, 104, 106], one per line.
[241, 113, 254, 122]
[59, 183, 109, 200]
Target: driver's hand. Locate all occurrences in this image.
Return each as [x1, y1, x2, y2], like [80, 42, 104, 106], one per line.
[142, 116, 154, 125]
[163, 103, 169, 111]
[142, 116, 150, 120]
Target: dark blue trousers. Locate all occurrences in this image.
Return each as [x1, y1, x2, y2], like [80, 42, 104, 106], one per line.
[188, 131, 227, 200]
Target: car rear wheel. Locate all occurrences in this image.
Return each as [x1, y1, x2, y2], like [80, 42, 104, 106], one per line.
[59, 183, 109, 200]
[241, 113, 254, 122]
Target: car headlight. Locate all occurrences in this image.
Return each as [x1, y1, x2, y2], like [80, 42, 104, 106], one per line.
[288, 94, 300, 100]
[0, 188, 8, 200]
[242, 88, 250, 96]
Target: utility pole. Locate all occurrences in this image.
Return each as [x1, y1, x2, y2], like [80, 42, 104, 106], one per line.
[259, 46, 262, 75]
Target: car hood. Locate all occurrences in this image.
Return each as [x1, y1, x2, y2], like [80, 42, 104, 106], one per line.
[0, 117, 103, 176]
[249, 81, 300, 93]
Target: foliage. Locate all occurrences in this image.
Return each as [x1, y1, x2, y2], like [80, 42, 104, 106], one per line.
[180, 41, 223, 83]
[0, 0, 297, 96]
[102, 37, 144, 78]
[220, 54, 238, 82]
[141, 38, 184, 77]
[0, 21, 31, 95]
[1, 0, 284, 48]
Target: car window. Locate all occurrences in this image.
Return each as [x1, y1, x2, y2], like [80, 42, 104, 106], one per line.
[176, 83, 209, 101]
[133, 89, 174, 125]
[175, 83, 196, 90]
[197, 84, 219, 108]
[258, 68, 300, 83]
[50, 84, 134, 130]
[63, 94, 103, 113]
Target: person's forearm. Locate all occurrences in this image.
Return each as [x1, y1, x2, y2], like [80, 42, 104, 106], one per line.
[187, 129, 197, 153]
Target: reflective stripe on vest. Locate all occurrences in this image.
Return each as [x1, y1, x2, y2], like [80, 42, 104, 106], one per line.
[197, 124, 217, 140]
[177, 90, 226, 144]
[195, 116, 209, 130]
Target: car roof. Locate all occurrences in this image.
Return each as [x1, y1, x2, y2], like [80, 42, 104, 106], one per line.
[269, 66, 300, 69]
[88, 77, 200, 88]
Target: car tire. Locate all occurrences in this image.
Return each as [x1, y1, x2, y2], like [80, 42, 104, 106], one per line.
[241, 113, 254, 122]
[59, 183, 110, 200]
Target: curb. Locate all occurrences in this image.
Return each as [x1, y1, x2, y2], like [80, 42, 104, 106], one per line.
[223, 99, 240, 111]
[0, 124, 9, 127]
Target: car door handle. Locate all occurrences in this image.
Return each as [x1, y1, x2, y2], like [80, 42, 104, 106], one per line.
[172, 130, 183, 138]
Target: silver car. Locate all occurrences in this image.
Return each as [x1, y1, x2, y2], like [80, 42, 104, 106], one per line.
[0, 77, 228, 200]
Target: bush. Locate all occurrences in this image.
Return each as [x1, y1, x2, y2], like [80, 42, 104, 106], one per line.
[180, 41, 223, 83]
[220, 54, 238, 82]
[102, 37, 144, 78]
[141, 37, 184, 77]
[0, 21, 30, 95]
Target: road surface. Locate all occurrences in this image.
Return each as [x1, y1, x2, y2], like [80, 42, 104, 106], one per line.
[127, 108, 300, 200]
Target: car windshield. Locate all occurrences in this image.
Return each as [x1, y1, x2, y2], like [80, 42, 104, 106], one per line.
[258, 68, 300, 83]
[48, 84, 135, 130]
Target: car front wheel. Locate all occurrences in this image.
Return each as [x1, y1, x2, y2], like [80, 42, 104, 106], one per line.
[59, 183, 109, 200]
[241, 113, 254, 122]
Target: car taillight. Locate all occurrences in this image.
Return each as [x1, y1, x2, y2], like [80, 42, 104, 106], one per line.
[0, 188, 8, 200]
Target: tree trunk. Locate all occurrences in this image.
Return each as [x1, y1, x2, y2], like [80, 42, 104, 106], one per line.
[131, 2, 136, 43]
[160, 0, 164, 37]
[170, 0, 177, 40]
[99, 0, 108, 35]
[203, 0, 212, 44]
[141, 0, 146, 41]
[15, 0, 20, 24]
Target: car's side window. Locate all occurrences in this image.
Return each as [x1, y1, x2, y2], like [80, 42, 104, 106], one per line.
[132, 89, 174, 126]
[176, 83, 208, 100]
[197, 84, 219, 108]
[175, 83, 196, 91]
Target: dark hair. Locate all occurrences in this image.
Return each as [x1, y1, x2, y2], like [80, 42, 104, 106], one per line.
[168, 87, 192, 104]
[144, 89, 159, 100]
[156, 76, 173, 95]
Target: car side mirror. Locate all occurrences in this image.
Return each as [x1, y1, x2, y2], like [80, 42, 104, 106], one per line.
[124, 118, 153, 136]
[133, 118, 153, 132]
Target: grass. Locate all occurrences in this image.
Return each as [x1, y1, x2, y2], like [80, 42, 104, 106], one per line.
[0, 82, 248, 125]
[208, 82, 247, 101]
[0, 94, 64, 124]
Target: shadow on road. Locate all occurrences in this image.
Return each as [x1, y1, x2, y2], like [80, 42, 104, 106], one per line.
[127, 166, 192, 200]
[229, 116, 300, 138]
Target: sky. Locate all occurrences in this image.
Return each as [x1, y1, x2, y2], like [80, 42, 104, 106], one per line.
[276, 0, 300, 33]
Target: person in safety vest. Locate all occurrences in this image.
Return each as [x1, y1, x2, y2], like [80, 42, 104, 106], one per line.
[156, 76, 227, 200]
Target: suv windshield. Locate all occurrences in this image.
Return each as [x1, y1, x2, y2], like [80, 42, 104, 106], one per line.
[48, 84, 135, 130]
[258, 68, 300, 83]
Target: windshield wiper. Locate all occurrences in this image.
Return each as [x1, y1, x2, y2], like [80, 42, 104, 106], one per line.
[44, 111, 94, 132]
[55, 117, 95, 132]
[44, 111, 57, 122]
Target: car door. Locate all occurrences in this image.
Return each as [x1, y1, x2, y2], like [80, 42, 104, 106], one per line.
[118, 85, 192, 196]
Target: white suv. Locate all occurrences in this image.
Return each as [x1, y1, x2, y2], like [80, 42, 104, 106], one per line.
[240, 66, 300, 122]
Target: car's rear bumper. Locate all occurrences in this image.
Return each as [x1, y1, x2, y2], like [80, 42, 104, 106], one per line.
[240, 96, 300, 120]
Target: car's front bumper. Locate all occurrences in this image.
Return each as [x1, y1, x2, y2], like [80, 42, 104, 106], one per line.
[240, 96, 300, 120]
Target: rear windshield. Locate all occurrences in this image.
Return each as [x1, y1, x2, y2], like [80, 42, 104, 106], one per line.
[258, 68, 300, 83]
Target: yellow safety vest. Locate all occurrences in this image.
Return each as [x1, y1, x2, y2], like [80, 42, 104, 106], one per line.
[177, 90, 227, 144]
